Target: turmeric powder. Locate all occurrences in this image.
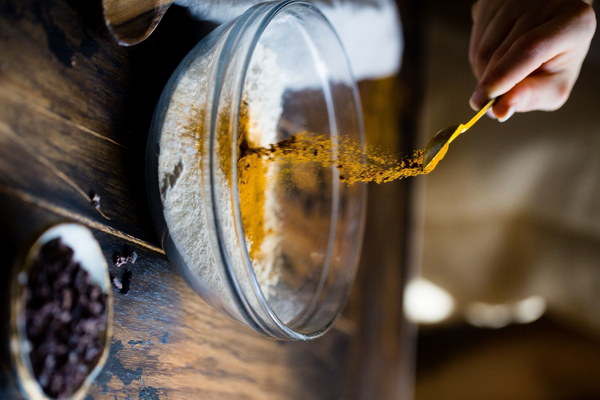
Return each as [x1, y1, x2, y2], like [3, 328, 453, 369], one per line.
[240, 132, 426, 185]
[236, 129, 427, 264]
[224, 94, 429, 272]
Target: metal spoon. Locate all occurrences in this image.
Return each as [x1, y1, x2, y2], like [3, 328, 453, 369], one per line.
[422, 99, 495, 173]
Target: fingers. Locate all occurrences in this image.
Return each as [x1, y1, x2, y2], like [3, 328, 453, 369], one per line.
[471, 24, 569, 108]
[471, 8, 593, 108]
[470, 0, 523, 79]
[477, 8, 552, 82]
[469, 0, 596, 116]
[469, 0, 504, 78]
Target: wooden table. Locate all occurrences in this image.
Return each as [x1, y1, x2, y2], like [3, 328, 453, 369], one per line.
[0, 1, 421, 398]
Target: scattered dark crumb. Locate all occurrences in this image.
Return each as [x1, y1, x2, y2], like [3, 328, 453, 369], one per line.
[127, 251, 138, 264]
[110, 269, 132, 294]
[120, 268, 132, 295]
[113, 254, 128, 267]
[89, 191, 101, 209]
[110, 245, 135, 295]
[88, 190, 111, 220]
[111, 274, 123, 291]
[113, 246, 138, 267]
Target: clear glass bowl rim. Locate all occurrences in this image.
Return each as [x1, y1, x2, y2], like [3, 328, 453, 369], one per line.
[207, 0, 366, 340]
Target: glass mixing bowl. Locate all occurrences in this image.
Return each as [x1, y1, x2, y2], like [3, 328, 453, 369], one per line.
[146, 0, 366, 340]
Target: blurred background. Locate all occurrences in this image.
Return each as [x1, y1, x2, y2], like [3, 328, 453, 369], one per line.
[2, 0, 599, 398]
[409, 1, 600, 399]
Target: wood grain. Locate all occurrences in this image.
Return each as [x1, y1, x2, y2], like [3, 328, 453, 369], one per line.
[0, 1, 417, 398]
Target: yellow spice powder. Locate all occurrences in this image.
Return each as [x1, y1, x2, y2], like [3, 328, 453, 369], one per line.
[240, 132, 425, 185]
[236, 131, 427, 262]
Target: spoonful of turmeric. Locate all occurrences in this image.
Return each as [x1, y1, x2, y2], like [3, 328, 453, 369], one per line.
[422, 98, 495, 173]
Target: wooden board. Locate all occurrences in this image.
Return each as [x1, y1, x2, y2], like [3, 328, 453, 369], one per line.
[0, 1, 419, 398]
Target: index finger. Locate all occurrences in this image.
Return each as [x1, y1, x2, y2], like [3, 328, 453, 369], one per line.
[470, 0, 504, 68]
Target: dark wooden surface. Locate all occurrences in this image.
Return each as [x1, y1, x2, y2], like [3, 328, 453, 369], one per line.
[0, 1, 417, 398]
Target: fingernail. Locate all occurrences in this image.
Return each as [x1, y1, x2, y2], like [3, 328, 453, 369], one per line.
[488, 88, 503, 99]
[469, 87, 485, 110]
[498, 107, 515, 122]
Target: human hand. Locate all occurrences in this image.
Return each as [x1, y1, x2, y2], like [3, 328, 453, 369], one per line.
[469, 0, 596, 121]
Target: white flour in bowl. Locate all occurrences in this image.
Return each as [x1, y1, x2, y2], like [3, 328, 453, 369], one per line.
[158, 43, 284, 304]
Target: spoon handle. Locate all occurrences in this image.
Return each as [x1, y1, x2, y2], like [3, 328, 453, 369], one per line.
[462, 98, 495, 131]
[447, 98, 496, 145]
